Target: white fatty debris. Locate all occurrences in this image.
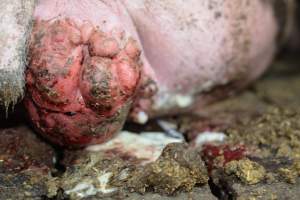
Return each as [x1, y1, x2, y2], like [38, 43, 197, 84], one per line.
[136, 111, 149, 124]
[157, 119, 184, 140]
[195, 131, 227, 146]
[153, 89, 194, 111]
[86, 131, 184, 164]
[65, 172, 117, 198]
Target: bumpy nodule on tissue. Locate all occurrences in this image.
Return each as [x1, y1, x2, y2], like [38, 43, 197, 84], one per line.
[25, 19, 141, 148]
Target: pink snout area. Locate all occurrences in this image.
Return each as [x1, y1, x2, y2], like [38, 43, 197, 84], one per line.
[25, 19, 141, 148]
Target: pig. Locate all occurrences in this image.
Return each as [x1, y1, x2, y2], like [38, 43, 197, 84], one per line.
[0, 0, 296, 148]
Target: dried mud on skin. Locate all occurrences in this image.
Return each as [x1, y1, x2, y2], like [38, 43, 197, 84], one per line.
[1, 54, 300, 199]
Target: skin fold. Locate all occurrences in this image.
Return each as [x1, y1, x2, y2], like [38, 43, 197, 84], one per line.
[20, 0, 294, 147]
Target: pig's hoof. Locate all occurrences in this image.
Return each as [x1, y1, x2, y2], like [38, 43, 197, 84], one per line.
[25, 19, 141, 148]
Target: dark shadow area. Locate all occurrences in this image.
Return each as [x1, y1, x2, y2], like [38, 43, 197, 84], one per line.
[0, 102, 27, 128]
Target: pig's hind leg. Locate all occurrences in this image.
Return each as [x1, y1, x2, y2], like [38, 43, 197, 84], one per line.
[0, 0, 36, 109]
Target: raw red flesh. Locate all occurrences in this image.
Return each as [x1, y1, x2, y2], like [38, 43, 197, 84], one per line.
[25, 19, 141, 148]
[201, 144, 246, 173]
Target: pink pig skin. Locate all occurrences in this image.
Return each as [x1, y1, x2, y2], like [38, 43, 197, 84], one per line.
[124, 0, 279, 118]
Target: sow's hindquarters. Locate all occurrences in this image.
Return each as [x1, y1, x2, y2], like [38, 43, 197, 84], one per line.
[23, 0, 291, 148]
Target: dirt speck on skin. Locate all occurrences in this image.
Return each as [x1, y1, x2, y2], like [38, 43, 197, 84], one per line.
[224, 159, 266, 185]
